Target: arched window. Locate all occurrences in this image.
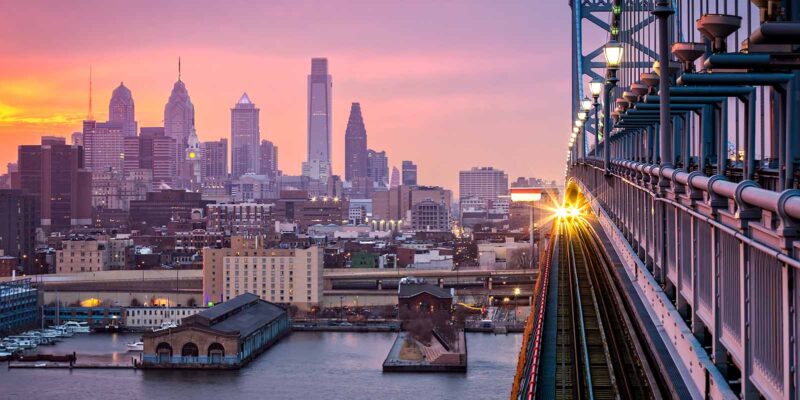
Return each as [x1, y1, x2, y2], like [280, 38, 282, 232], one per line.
[181, 342, 199, 357]
[155, 342, 172, 363]
[208, 342, 225, 363]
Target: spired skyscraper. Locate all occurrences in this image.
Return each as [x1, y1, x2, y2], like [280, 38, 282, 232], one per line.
[231, 93, 260, 179]
[344, 102, 368, 182]
[109, 82, 137, 137]
[164, 63, 195, 183]
[302, 58, 332, 182]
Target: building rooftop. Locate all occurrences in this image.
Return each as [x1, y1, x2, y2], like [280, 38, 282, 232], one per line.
[191, 293, 286, 338]
[398, 283, 453, 300]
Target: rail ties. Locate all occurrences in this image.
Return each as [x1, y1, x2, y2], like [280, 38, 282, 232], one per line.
[548, 218, 659, 400]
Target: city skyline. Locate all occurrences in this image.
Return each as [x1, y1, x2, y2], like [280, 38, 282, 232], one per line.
[0, 1, 572, 192]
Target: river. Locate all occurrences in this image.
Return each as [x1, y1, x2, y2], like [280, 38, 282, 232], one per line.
[0, 331, 522, 400]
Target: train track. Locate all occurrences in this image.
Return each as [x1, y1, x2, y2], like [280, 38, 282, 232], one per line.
[550, 217, 665, 399]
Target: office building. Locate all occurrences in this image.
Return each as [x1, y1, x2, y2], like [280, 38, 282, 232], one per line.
[0, 189, 38, 262]
[367, 149, 388, 187]
[231, 93, 260, 178]
[402, 160, 418, 186]
[18, 137, 92, 232]
[83, 120, 125, 172]
[259, 140, 279, 178]
[201, 139, 228, 180]
[108, 82, 137, 137]
[411, 199, 450, 232]
[303, 58, 332, 182]
[207, 203, 273, 235]
[459, 167, 508, 203]
[124, 127, 177, 188]
[164, 77, 195, 182]
[129, 190, 211, 230]
[56, 236, 110, 273]
[344, 102, 368, 182]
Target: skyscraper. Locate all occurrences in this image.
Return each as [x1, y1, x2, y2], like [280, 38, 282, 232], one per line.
[164, 74, 195, 182]
[259, 139, 279, 178]
[109, 82, 137, 137]
[201, 139, 228, 180]
[402, 160, 418, 186]
[125, 127, 176, 188]
[18, 137, 91, 232]
[390, 166, 400, 188]
[303, 58, 332, 182]
[82, 120, 124, 172]
[231, 93, 260, 178]
[367, 149, 389, 187]
[344, 102, 368, 182]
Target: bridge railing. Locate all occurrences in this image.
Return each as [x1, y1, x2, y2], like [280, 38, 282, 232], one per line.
[573, 157, 799, 399]
[510, 221, 558, 400]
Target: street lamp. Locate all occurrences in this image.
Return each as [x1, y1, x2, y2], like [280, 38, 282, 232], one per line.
[581, 97, 593, 112]
[589, 79, 603, 152]
[602, 39, 623, 174]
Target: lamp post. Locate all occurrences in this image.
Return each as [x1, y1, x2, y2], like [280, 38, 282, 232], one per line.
[577, 110, 588, 161]
[589, 80, 603, 155]
[602, 39, 623, 174]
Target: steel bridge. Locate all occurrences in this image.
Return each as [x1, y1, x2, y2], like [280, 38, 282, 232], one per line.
[513, 1, 800, 399]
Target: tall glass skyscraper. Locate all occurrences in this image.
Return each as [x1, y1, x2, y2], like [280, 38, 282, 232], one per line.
[231, 93, 260, 179]
[303, 58, 332, 182]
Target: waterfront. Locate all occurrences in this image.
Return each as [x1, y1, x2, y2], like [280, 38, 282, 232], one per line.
[0, 332, 521, 399]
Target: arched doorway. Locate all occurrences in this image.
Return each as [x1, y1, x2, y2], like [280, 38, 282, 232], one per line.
[208, 342, 225, 363]
[155, 342, 172, 363]
[181, 342, 199, 358]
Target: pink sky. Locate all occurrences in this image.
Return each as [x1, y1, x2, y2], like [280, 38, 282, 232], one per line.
[0, 0, 573, 191]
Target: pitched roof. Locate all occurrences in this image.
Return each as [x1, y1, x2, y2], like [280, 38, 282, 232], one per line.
[197, 292, 259, 321]
[237, 92, 252, 105]
[398, 283, 453, 299]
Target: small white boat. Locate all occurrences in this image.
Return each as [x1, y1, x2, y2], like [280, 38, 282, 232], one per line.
[0, 351, 12, 357]
[59, 321, 91, 333]
[126, 341, 144, 351]
[34, 362, 47, 367]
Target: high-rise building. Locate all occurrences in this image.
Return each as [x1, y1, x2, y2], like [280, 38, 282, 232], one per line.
[303, 58, 332, 182]
[18, 137, 91, 232]
[231, 93, 260, 178]
[344, 102, 368, 182]
[164, 77, 195, 182]
[0, 189, 38, 262]
[82, 120, 125, 172]
[108, 82, 137, 137]
[367, 149, 388, 187]
[124, 127, 176, 188]
[259, 140, 279, 178]
[390, 166, 400, 188]
[201, 139, 228, 180]
[402, 160, 418, 186]
[458, 167, 508, 203]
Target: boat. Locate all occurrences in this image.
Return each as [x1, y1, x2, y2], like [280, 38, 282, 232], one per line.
[126, 341, 144, 351]
[59, 321, 91, 333]
[34, 362, 47, 367]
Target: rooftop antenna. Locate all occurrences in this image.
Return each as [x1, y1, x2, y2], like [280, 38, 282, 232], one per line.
[178, 56, 181, 81]
[87, 65, 94, 121]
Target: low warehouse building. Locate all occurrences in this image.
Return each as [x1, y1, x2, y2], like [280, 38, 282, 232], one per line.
[139, 293, 290, 369]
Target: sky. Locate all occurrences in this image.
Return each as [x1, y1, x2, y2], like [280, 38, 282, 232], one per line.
[0, 0, 573, 192]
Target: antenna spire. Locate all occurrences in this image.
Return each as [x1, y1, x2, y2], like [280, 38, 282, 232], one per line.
[87, 65, 94, 120]
[178, 56, 181, 81]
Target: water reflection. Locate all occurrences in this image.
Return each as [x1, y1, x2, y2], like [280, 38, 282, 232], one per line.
[1, 332, 522, 400]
